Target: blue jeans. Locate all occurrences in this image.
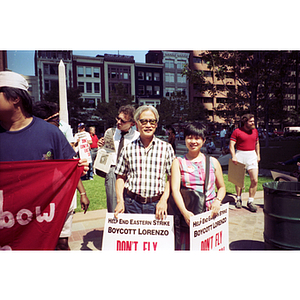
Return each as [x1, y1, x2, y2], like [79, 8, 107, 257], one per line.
[124, 195, 158, 214]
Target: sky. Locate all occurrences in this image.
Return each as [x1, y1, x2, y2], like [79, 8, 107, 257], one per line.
[7, 50, 149, 76]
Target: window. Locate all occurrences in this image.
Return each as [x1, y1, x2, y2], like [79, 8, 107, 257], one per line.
[94, 82, 100, 93]
[154, 86, 160, 95]
[86, 67, 92, 77]
[94, 67, 100, 78]
[45, 80, 50, 91]
[165, 59, 174, 68]
[146, 86, 152, 96]
[165, 87, 175, 97]
[177, 60, 186, 69]
[177, 74, 186, 83]
[123, 72, 129, 80]
[138, 85, 145, 95]
[193, 57, 203, 64]
[165, 73, 175, 82]
[138, 71, 144, 80]
[78, 66, 84, 77]
[111, 68, 116, 79]
[44, 64, 58, 75]
[146, 72, 152, 81]
[86, 82, 92, 93]
[45, 80, 58, 92]
[78, 82, 84, 93]
[154, 72, 160, 81]
[204, 71, 212, 77]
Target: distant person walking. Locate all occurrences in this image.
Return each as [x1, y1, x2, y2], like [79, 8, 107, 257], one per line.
[229, 114, 260, 212]
[89, 126, 99, 178]
[220, 126, 227, 151]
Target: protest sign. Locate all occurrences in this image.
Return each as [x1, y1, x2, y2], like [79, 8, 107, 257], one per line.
[190, 203, 229, 251]
[0, 160, 83, 250]
[102, 213, 174, 251]
[79, 138, 92, 163]
[228, 159, 245, 188]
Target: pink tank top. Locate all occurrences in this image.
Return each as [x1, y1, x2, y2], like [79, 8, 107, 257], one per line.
[178, 155, 216, 209]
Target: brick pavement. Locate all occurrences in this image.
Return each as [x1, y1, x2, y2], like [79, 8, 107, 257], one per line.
[69, 190, 265, 251]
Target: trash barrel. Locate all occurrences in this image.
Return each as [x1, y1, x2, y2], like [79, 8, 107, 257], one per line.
[263, 181, 300, 250]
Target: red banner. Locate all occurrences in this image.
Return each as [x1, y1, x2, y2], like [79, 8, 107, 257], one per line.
[0, 160, 83, 250]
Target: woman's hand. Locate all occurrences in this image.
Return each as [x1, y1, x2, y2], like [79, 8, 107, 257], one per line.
[182, 210, 194, 227]
[210, 199, 221, 218]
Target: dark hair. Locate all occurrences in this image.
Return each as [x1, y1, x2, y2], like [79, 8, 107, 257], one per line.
[118, 105, 136, 122]
[240, 114, 254, 126]
[184, 122, 207, 140]
[169, 127, 176, 134]
[0, 86, 33, 115]
[32, 101, 58, 119]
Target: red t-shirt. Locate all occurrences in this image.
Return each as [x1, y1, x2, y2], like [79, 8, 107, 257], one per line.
[90, 134, 99, 149]
[230, 127, 259, 151]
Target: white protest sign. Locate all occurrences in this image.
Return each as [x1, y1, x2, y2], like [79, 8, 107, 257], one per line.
[79, 138, 92, 163]
[102, 213, 174, 251]
[190, 203, 229, 251]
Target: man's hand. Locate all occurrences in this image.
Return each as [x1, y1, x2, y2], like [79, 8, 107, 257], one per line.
[80, 194, 90, 214]
[78, 158, 89, 175]
[97, 137, 105, 148]
[231, 156, 238, 165]
[114, 201, 125, 219]
[155, 199, 168, 220]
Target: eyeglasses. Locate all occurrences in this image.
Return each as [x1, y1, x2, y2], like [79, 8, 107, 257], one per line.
[116, 117, 131, 124]
[139, 119, 157, 126]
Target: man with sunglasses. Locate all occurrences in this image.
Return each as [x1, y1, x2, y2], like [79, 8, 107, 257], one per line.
[114, 105, 175, 220]
[98, 105, 139, 213]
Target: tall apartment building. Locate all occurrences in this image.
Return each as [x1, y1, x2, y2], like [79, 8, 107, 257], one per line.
[135, 62, 163, 107]
[188, 50, 239, 124]
[34, 51, 73, 101]
[146, 51, 189, 100]
[103, 54, 135, 103]
[72, 54, 104, 108]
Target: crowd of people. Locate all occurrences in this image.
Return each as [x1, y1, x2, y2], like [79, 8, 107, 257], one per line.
[0, 70, 262, 250]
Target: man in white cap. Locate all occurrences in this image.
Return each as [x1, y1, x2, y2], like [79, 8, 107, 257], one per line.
[0, 71, 89, 250]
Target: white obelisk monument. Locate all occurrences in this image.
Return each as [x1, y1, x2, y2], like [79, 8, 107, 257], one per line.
[58, 59, 69, 125]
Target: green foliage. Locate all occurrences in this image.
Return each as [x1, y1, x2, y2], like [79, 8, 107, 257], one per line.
[157, 91, 207, 126]
[97, 82, 135, 129]
[42, 86, 99, 130]
[183, 50, 294, 129]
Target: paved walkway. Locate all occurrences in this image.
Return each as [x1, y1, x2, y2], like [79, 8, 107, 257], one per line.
[69, 140, 267, 250]
[69, 190, 265, 251]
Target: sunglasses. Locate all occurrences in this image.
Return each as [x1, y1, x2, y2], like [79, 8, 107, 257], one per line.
[139, 119, 157, 125]
[116, 117, 131, 124]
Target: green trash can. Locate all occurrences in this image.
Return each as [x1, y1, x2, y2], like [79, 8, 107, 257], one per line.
[263, 181, 300, 250]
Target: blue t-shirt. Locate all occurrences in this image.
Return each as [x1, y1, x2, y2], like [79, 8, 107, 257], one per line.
[0, 116, 76, 162]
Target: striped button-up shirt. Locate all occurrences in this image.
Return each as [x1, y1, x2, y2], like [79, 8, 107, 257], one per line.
[115, 136, 175, 198]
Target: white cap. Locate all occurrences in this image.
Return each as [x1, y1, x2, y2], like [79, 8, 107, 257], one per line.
[0, 71, 29, 91]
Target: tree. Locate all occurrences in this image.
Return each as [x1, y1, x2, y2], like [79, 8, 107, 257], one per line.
[43, 86, 96, 130]
[97, 82, 135, 129]
[183, 50, 293, 145]
[157, 91, 207, 130]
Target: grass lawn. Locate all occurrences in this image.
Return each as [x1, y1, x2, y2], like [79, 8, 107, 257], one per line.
[76, 138, 299, 212]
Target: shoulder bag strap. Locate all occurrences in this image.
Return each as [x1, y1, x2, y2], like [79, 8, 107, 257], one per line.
[203, 154, 210, 203]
